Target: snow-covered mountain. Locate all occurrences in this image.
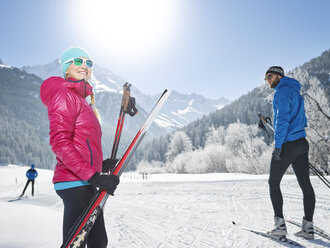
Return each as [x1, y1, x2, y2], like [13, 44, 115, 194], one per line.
[23, 60, 230, 132]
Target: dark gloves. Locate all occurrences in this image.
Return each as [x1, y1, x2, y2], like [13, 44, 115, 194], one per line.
[88, 172, 120, 195]
[258, 119, 266, 130]
[102, 158, 118, 173]
[272, 148, 282, 161]
[258, 116, 272, 130]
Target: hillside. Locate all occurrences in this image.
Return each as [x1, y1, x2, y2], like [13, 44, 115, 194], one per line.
[0, 65, 55, 167]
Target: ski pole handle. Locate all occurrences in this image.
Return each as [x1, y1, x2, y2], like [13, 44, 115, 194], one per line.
[258, 113, 268, 125]
[258, 113, 274, 132]
[122, 83, 131, 112]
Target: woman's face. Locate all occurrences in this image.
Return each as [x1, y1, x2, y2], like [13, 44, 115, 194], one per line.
[66, 57, 92, 81]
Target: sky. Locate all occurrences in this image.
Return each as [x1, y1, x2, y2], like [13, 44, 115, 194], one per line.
[1, 0, 330, 101]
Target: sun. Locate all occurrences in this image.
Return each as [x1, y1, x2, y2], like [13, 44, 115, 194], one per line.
[71, 0, 179, 62]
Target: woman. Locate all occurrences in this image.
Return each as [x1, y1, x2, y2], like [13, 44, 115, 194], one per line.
[40, 47, 119, 247]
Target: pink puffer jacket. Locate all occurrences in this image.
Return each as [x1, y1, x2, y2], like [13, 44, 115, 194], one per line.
[40, 76, 103, 183]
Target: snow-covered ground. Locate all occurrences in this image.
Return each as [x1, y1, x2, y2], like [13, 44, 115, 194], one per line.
[0, 165, 329, 248]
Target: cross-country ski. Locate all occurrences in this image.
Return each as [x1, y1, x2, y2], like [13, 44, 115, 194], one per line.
[232, 221, 305, 247]
[287, 219, 330, 241]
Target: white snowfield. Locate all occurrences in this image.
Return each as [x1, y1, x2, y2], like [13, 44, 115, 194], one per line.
[0, 165, 329, 248]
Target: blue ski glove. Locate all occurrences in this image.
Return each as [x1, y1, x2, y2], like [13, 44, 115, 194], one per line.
[102, 158, 118, 173]
[272, 148, 282, 161]
[88, 172, 120, 195]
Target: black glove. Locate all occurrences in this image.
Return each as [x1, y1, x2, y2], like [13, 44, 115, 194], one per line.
[102, 158, 118, 173]
[272, 148, 282, 161]
[258, 119, 266, 130]
[88, 172, 120, 195]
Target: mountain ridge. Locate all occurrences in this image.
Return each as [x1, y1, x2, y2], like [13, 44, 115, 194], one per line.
[23, 60, 230, 131]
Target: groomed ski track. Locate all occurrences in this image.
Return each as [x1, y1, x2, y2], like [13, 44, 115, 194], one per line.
[0, 165, 329, 248]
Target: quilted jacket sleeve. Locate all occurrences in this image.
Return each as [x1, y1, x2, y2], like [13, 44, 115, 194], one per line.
[48, 89, 96, 181]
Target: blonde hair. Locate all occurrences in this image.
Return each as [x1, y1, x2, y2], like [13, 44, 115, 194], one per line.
[86, 81, 101, 121]
[65, 69, 100, 121]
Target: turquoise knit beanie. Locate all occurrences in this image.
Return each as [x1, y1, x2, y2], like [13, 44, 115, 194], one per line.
[60, 47, 91, 78]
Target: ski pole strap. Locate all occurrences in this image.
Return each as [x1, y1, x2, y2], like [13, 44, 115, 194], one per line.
[121, 83, 138, 116]
[265, 116, 272, 126]
[258, 113, 273, 138]
[258, 114, 272, 126]
[126, 97, 138, 116]
[258, 113, 274, 133]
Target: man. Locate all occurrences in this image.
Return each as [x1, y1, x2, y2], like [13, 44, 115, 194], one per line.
[20, 164, 38, 197]
[265, 66, 315, 239]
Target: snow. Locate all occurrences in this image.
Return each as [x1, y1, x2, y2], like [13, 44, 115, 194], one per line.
[94, 82, 118, 93]
[154, 118, 182, 128]
[1, 165, 329, 248]
[177, 105, 203, 115]
[0, 64, 12, 69]
[155, 114, 185, 128]
[215, 104, 225, 110]
[90, 74, 118, 93]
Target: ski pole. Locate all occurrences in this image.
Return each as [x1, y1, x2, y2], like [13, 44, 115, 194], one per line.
[110, 83, 133, 161]
[258, 113, 274, 133]
[258, 113, 330, 190]
[60, 90, 170, 248]
[308, 162, 330, 189]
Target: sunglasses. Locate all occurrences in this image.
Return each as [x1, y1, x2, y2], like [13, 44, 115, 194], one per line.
[264, 73, 274, 81]
[64, 58, 93, 68]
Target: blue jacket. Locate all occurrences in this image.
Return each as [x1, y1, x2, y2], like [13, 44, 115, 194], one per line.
[273, 76, 307, 148]
[26, 165, 38, 180]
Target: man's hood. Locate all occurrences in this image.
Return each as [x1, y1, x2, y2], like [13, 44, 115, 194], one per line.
[275, 76, 301, 92]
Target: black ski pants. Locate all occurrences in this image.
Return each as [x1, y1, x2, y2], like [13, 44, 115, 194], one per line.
[56, 185, 108, 248]
[268, 137, 315, 221]
[21, 179, 35, 196]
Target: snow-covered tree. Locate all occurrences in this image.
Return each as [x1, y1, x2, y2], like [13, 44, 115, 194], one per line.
[166, 144, 231, 174]
[224, 122, 271, 174]
[289, 69, 330, 171]
[165, 131, 193, 162]
[137, 160, 165, 174]
[166, 123, 271, 174]
[166, 151, 192, 173]
[201, 144, 230, 172]
[206, 125, 226, 146]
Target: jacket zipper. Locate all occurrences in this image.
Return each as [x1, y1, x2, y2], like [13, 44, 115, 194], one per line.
[87, 138, 93, 166]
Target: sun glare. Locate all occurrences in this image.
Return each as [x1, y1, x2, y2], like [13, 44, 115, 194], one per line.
[72, 0, 179, 62]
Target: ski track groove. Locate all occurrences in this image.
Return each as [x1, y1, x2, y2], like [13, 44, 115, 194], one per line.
[133, 215, 191, 238]
[188, 221, 209, 248]
[2, 167, 329, 248]
[120, 226, 145, 248]
[120, 217, 178, 248]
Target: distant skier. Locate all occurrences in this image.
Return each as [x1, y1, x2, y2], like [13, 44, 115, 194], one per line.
[265, 66, 315, 239]
[20, 164, 38, 197]
[40, 47, 119, 248]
